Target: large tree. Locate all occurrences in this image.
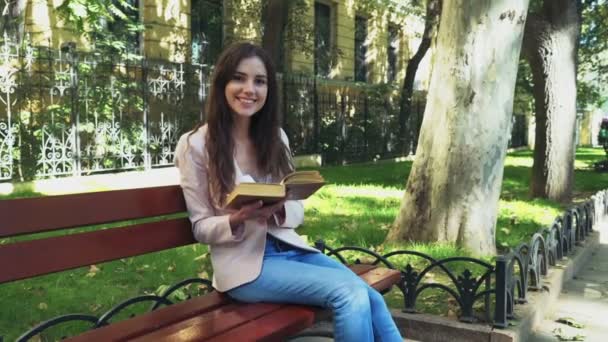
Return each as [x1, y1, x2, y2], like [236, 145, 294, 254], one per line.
[387, 0, 530, 255]
[398, 0, 442, 155]
[522, 0, 581, 202]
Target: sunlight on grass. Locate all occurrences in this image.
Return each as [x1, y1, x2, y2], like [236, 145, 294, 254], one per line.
[0, 168, 179, 199]
[0, 182, 13, 195]
[2, 148, 607, 339]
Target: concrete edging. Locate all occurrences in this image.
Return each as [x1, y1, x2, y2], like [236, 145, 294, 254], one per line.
[392, 231, 600, 342]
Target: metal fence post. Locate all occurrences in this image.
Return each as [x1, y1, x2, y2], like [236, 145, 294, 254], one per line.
[313, 76, 320, 154]
[494, 256, 508, 328]
[363, 96, 369, 159]
[142, 58, 151, 170]
[63, 42, 80, 177]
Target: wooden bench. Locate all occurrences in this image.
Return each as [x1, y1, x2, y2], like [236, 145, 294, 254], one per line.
[0, 185, 401, 341]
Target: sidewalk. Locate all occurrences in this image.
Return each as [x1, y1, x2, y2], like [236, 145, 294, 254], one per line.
[530, 220, 608, 342]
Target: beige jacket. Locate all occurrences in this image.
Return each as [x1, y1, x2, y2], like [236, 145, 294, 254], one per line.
[174, 125, 318, 292]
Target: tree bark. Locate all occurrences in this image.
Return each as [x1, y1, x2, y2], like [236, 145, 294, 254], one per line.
[398, 0, 441, 155]
[0, 0, 26, 42]
[523, 0, 580, 202]
[261, 0, 289, 72]
[388, 0, 530, 256]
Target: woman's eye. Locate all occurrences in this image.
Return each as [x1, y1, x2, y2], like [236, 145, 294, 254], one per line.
[232, 74, 244, 81]
[255, 78, 267, 85]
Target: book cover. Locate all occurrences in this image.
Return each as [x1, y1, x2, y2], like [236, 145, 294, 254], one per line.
[223, 171, 325, 209]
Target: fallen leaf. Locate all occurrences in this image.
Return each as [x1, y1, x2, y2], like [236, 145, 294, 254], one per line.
[38, 302, 48, 310]
[194, 254, 207, 261]
[552, 327, 586, 341]
[167, 265, 175, 272]
[89, 303, 102, 312]
[557, 317, 585, 329]
[86, 265, 101, 277]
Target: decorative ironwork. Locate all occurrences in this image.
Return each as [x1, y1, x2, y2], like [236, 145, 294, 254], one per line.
[150, 112, 179, 166]
[17, 278, 212, 341]
[0, 37, 205, 182]
[316, 241, 495, 324]
[0, 121, 16, 180]
[37, 125, 76, 177]
[315, 190, 608, 330]
[0, 33, 19, 181]
[148, 64, 185, 101]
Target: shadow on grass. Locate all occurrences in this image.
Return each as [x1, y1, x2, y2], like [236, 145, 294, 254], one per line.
[316, 161, 413, 188]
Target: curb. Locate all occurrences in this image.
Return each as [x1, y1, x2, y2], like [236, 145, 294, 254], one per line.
[392, 231, 600, 342]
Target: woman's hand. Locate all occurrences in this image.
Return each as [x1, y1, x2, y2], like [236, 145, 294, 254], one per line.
[228, 200, 286, 228]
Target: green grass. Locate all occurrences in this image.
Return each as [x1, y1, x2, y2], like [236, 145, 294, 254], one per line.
[1, 148, 607, 339]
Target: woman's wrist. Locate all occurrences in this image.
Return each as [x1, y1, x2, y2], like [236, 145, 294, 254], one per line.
[229, 213, 243, 232]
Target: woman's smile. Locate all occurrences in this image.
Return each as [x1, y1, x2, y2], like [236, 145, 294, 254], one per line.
[225, 56, 268, 118]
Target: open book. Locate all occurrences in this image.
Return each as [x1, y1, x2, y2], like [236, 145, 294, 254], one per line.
[224, 170, 325, 209]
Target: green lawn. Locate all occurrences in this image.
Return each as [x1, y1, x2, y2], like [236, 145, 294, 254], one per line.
[1, 148, 607, 340]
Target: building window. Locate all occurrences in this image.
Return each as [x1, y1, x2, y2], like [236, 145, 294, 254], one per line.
[314, 2, 332, 77]
[191, 0, 223, 65]
[108, 0, 141, 55]
[387, 24, 399, 83]
[354, 16, 368, 82]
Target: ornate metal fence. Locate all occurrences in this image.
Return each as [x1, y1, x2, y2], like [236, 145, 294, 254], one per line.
[315, 189, 607, 328]
[280, 75, 426, 164]
[0, 36, 206, 182]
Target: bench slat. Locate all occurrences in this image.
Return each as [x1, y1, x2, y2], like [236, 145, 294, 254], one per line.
[208, 267, 401, 342]
[63, 265, 377, 341]
[0, 218, 195, 284]
[130, 267, 400, 342]
[0, 185, 185, 238]
[206, 306, 315, 342]
[66, 292, 229, 342]
[130, 303, 284, 342]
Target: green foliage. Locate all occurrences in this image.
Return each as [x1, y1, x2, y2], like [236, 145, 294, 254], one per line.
[578, 0, 608, 108]
[513, 59, 534, 115]
[56, 0, 144, 56]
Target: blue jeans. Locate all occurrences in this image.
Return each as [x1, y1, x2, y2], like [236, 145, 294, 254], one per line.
[227, 235, 403, 342]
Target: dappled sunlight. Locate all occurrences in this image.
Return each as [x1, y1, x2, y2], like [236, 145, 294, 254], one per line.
[323, 185, 402, 198]
[1, 168, 179, 199]
[504, 155, 534, 167]
[0, 182, 13, 195]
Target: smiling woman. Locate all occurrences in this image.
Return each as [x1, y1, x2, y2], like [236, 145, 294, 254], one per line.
[224, 57, 268, 118]
[173, 42, 403, 342]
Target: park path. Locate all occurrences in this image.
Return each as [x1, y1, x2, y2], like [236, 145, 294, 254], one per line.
[530, 219, 608, 342]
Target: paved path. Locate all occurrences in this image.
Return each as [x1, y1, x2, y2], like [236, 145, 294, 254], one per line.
[530, 221, 608, 342]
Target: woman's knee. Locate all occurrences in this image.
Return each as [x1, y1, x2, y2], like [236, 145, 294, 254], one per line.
[367, 286, 389, 309]
[328, 282, 371, 313]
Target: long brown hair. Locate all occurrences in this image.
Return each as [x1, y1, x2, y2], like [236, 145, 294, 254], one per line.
[192, 42, 293, 206]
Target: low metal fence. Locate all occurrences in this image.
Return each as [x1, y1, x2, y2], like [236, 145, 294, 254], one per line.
[315, 189, 607, 327]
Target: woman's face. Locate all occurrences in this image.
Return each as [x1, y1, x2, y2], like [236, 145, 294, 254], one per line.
[225, 56, 268, 118]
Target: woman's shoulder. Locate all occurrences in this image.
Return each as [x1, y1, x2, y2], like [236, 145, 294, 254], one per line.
[175, 124, 208, 161]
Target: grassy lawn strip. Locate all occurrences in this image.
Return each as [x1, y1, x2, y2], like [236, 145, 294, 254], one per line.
[1, 148, 606, 340]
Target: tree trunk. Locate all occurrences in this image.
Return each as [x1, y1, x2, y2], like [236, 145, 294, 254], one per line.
[398, 0, 441, 155]
[261, 0, 288, 72]
[523, 0, 580, 202]
[0, 0, 26, 42]
[388, 0, 530, 256]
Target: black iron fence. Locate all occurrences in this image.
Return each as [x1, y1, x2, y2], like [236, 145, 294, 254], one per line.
[280, 75, 427, 164]
[0, 38, 205, 182]
[0, 38, 531, 182]
[315, 189, 607, 327]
